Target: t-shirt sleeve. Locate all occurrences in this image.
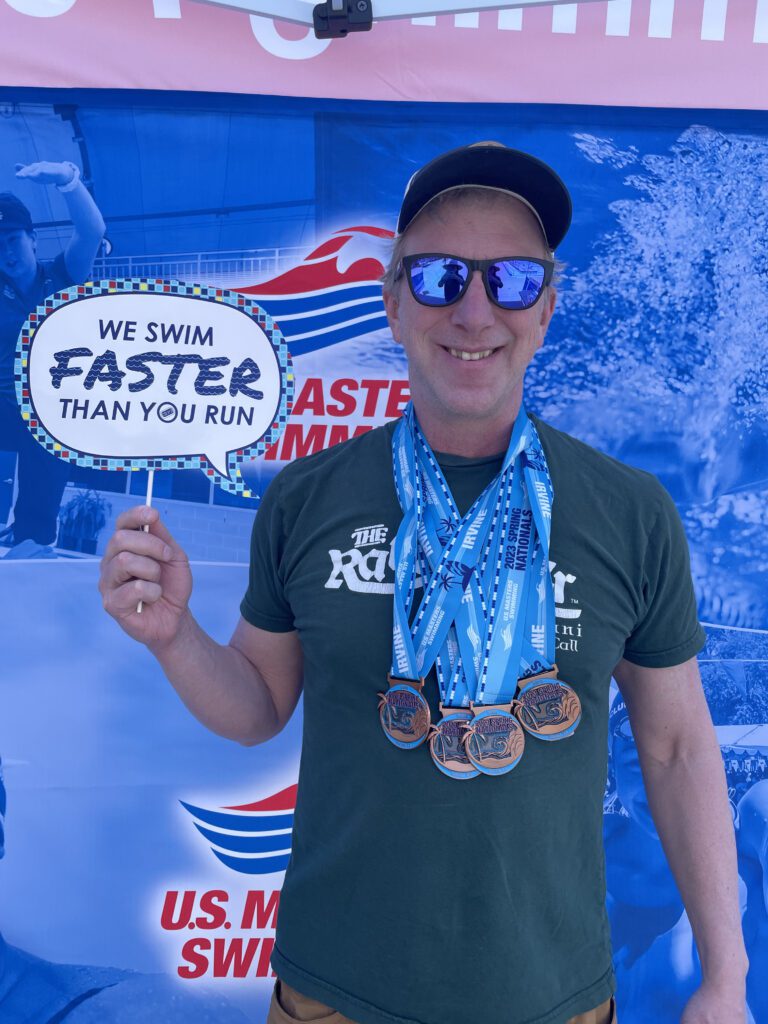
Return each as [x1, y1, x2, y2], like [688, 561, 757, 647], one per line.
[622, 484, 706, 668]
[239, 473, 295, 632]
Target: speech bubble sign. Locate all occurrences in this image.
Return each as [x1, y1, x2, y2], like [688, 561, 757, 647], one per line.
[15, 280, 293, 497]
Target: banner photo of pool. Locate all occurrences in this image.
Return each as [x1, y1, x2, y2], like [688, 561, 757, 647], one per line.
[0, 91, 767, 1023]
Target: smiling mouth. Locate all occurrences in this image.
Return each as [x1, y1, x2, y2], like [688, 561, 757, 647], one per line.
[446, 347, 495, 361]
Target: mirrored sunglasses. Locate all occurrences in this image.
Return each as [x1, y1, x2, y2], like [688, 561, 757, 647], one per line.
[400, 253, 554, 310]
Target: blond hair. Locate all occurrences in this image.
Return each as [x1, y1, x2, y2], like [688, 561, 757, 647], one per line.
[381, 187, 564, 292]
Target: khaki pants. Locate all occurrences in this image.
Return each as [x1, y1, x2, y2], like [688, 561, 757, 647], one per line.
[267, 979, 617, 1024]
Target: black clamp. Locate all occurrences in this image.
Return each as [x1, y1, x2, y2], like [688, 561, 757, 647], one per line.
[313, 0, 373, 39]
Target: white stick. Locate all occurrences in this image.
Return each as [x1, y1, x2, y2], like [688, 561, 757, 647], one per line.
[137, 469, 155, 615]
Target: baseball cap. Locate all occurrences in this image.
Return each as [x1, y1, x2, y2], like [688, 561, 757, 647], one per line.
[0, 193, 34, 233]
[397, 141, 572, 251]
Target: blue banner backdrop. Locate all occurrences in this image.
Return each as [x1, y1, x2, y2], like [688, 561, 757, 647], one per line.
[1, 90, 767, 1023]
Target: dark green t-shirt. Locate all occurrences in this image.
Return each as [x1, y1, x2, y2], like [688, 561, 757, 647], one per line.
[240, 415, 705, 1024]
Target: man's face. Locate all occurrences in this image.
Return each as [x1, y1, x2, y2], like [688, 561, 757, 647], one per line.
[0, 229, 37, 285]
[383, 196, 556, 441]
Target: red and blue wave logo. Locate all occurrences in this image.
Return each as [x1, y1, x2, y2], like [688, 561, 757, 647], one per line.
[240, 226, 393, 357]
[181, 784, 297, 876]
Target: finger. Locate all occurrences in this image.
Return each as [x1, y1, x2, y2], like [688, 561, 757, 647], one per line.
[113, 506, 185, 558]
[143, 514, 186, 555]
[104, 550, 163, 589]
[115, 505, 159, 532]
[102, 527, 171, 567]
[103, 579, 162, 618]
[110, 506, 188, 567]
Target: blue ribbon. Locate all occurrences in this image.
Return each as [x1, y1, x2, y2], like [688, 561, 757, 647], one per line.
[391, 404, 555, 708]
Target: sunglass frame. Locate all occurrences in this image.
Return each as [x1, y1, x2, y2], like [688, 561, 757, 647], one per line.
[400, 253, 554, 310]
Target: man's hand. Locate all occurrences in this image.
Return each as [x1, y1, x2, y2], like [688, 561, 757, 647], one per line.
[680, 977, 747, 1023]
[99, 505, 192, 648]
[98, 505, 302, 744]
[14, 159, 105, 281]
[15, 160, 77, 188]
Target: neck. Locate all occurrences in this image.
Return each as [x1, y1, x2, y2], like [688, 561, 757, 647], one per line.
[412, 398, 523, 458]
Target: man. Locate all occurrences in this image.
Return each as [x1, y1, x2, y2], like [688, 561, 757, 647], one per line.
[99, 143, 748, 1024]
[0, 161, 105, 559]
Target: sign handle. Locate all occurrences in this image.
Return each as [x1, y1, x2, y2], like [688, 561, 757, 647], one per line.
[136, 469, 155, 615]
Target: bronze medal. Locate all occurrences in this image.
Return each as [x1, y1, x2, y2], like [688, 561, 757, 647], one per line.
[514, 667, 582, 740]
[429, 707, 479, 780]
[378, 674, 431, 749]
[463, 704, 525, 776]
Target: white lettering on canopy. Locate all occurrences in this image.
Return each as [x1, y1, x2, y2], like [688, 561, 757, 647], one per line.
[153, 0, 181, 17]
[249, 15, 331, 58]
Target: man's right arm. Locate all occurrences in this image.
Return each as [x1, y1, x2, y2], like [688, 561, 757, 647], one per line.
[99, 505, 303, 745]
[14, 161, 106, 282]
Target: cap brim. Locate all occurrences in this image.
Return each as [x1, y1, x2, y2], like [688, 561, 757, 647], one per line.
[397, 145, 572, 251]
[0, 221, 31, 232]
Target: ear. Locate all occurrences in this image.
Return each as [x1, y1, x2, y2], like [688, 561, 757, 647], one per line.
[383, 285, 402, 346]
[539, 286, 556, 332]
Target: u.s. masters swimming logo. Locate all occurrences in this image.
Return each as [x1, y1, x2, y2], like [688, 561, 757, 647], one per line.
[181, 784, 296, 875]
[240, 226, 393, 357]
[158, 784, 297, 982]
[233, 227, 406, 464]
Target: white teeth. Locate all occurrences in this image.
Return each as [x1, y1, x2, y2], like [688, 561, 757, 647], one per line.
[447, 348, 494, 361]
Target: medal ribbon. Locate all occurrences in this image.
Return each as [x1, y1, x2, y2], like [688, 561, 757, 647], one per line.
[475, 422, 557, 704]
[392, 405, 496, 685]
[391, 405, 556, 706]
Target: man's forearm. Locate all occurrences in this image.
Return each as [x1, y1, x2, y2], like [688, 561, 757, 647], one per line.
[62, 177, 106, 236]
[61, 177, 106, 280]
[148, 611, 280, 745]
[641, 735, 748, 987]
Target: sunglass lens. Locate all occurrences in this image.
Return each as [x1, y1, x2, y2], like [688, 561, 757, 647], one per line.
[409, 256, 469, 306]
[490, 260, 546, 309]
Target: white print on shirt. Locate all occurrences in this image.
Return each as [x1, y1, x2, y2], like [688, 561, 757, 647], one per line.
[325, 524, 397, 595]
[350, 523, 388, 548]
[550, 561, 581, 619]
[325, 528, 583, 655]
[550, 561, 583, 654]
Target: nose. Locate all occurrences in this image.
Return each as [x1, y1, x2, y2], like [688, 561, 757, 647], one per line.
[449, 269, 496, 332]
